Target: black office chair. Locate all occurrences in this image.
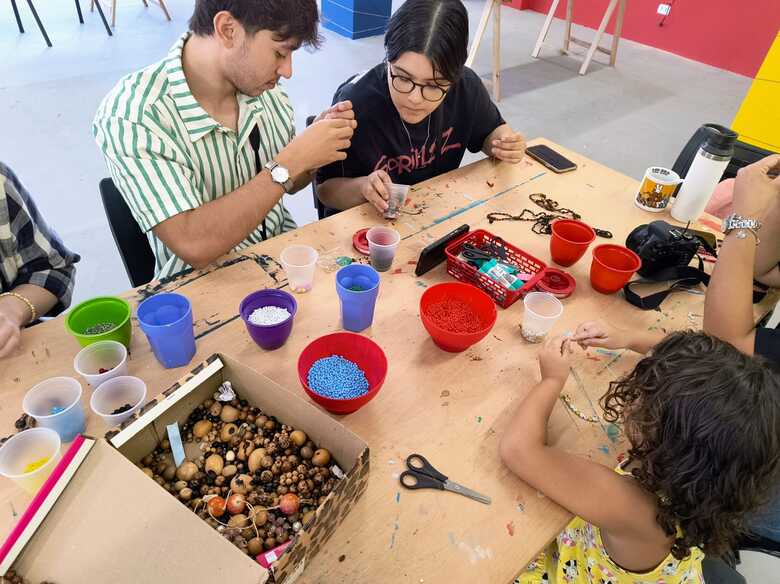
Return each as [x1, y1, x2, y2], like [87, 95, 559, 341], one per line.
[99, 178, 156, 287]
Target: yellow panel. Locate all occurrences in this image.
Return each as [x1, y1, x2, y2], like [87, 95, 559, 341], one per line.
[733, 80, 780, 151]
[756, 33, 780, 82]
[738, 135, 779, 153]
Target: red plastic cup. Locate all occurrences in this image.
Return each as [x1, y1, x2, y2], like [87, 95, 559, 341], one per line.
[590, 244, 642, 294]
[550, 219, 596, 267]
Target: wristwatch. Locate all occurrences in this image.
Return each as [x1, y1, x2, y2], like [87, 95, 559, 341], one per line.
[722, 213, 762, 244]
[265, 160, 294, 194]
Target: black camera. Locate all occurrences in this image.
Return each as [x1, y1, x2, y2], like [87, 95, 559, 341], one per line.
[626, 221, 702, 278]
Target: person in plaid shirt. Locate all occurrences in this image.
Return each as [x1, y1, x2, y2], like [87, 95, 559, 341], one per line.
[0, 162, 80, 358]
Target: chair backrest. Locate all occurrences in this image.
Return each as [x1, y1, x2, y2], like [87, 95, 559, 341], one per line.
[98, 178, 156, 287]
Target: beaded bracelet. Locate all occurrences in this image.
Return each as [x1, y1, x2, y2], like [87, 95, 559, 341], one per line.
[560, 393, 601, 423]
[0, 292, 37, 324]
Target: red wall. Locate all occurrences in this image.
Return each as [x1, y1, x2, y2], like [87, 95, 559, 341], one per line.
[509, 0, 779, 78]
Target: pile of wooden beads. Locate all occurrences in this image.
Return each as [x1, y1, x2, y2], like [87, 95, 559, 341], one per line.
[137, 388, 340, 557]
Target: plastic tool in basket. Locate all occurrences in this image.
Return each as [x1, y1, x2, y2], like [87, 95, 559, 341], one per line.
[445, 229, 547, 309]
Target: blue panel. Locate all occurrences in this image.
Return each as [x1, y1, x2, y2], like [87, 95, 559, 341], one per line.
[322, 0, 392, 40]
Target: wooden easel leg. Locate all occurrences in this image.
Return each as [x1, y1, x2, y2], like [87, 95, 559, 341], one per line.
[492, 0, 500, 101]
[578, 0, 617, 75]
[111, 0, 116, 27]
[466, 0, 495, 68]
[562, 0, 573, 53]
[609, 0, 626, 66]
[531, 0, 561, 58]
[157, 0, 171, 21]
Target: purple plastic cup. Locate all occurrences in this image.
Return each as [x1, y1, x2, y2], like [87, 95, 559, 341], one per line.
[239, 290, 297, 350]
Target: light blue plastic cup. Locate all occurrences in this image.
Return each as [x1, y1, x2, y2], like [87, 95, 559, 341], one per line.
[336, 264, 380, 332]
[22, 377, 86, 442]
[137, 293, 196, 369]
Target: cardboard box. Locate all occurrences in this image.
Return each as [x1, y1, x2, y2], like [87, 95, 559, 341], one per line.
[0, 354, 370, 583]
[322, 0, 391, 40]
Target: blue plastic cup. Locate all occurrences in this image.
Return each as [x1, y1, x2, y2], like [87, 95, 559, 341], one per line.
[137, 293, 196, 369]
[336, 264, 380, 333]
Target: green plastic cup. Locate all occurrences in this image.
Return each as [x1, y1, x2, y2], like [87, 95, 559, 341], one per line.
[65, 296, 132, 348]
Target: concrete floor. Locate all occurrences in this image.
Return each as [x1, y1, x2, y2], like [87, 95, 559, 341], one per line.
[0, 0, 777, 580]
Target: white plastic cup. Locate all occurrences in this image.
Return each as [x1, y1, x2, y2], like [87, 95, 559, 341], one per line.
[521, 292, 564, 343]
[73, 340, 129, 388]
[23, 377, 86, 442]
[367, 226, 401, 272]
[280, 245, 319, 294]
[384, 184, 409, 220]
[90, 376, 147, 427]
[0, 428, 62, 494]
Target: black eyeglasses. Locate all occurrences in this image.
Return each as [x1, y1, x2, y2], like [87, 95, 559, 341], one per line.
[387, 64, 450, 102]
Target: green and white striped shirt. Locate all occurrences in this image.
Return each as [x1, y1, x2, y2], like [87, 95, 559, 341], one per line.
[93, 33, 297, 280]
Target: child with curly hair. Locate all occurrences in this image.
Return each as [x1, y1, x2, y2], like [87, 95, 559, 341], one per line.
[502, 330, 780, 583]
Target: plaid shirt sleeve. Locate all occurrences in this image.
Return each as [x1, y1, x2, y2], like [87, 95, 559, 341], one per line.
[0, 162, 81, 317]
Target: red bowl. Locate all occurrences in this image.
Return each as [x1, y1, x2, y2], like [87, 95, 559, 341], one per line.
[419, 282, 497, 353]
[297, 332, 388, 414]
[590, 244, 642, 294]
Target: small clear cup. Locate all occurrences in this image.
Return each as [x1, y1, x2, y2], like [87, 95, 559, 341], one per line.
[521, 292, 564, 343]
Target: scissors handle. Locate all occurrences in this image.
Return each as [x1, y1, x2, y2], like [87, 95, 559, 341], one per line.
[406, 454, 448, 483]
[399, 470, 444, 491]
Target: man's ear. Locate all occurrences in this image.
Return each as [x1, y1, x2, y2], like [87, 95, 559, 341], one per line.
[212, 10, 241, 49]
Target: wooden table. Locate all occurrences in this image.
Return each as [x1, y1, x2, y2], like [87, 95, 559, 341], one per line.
[0, 139, 741, 583]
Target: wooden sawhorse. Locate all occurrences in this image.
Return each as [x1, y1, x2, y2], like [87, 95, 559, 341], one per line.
[531, 0, 627, 76]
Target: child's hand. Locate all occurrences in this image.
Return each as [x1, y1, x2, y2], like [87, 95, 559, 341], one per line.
[538, 336, 575, 385]
[571, 320, 627, 350]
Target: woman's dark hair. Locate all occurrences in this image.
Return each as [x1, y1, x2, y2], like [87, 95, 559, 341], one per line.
[384, 0, 468, 84]
[601, 331, 780, 560]
[190, 0, 321, 47]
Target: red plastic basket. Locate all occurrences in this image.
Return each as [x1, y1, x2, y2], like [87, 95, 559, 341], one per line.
[444, 229, 547, 308]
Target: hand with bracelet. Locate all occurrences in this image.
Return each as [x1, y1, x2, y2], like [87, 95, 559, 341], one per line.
[0, 285, 56, 358]
[704, 154, 780, 356]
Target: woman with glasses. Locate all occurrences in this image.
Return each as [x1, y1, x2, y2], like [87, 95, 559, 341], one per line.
[316, 0, 525, 215]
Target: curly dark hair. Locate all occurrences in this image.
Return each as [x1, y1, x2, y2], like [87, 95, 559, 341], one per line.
[601, 331, 780, 560]
[189, 0, 321, 47]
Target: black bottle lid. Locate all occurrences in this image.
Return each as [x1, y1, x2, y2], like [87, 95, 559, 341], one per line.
[701, 123, 738, 157]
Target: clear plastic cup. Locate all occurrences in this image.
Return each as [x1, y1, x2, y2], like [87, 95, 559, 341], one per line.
[367, 226, 401, 272]
[384, 184, 409, 220]
[73, 340, 129, 388]
[23, 377, 86, 442]
[90, 376, 147, 427]
[280, 245, 319, 294]
[0, 428, 62, 494]
[521, 292, 564, 343]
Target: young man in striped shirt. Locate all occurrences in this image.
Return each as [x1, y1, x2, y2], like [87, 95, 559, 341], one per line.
[93, 0, 355, 280]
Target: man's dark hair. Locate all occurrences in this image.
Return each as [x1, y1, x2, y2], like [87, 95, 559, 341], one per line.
[384, 0, 468, 84]
[601, 331, 780, 560]
[190, 0, 321, 47]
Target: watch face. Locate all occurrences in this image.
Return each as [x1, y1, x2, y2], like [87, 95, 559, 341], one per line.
[271, 166, 290, 184]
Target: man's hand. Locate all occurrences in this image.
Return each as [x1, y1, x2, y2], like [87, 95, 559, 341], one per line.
[360, 170, 391, 213]
[491, 131, 526, 164]
[315, 100, 355, 124]
[733, 154, 780, 218]
[0, 313, 22, 358]
[277, 117, 356, 175]
[538, 336, 576, 385]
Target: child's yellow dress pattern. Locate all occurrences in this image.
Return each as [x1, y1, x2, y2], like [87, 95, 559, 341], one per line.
[514, 516, 704, 584]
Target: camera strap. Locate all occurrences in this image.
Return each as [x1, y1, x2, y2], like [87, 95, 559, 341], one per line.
[623, 257, 710, 310]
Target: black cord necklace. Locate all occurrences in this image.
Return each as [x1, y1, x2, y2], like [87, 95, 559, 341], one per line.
[487, 193, 613, 238]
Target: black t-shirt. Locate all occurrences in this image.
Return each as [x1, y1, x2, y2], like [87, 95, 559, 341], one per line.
[317, 64, 505, 186]
[755, 327, 780, 364]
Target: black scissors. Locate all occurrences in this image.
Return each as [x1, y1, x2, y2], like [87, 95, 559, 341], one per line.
[399, 454, 491, 505]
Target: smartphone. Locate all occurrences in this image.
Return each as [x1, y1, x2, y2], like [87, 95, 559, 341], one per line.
[415, 224, 470, 277]
[526, 144, 577, 173]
